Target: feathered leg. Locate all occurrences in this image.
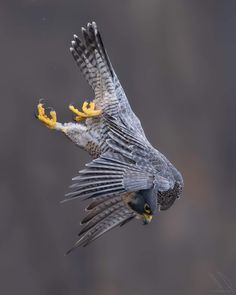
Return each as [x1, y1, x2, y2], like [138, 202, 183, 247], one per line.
[36, 101, 101, 155]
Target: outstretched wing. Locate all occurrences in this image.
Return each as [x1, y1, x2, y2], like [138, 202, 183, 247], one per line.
[70, 21, 146, 136]
[65, 152, 155, 201]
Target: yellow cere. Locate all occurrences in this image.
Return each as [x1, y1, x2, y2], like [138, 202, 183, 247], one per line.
[143, 213, 153, 223]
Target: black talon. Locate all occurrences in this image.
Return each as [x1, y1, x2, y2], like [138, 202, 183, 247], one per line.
[34, 110, 39, 119]
[46, 106, 54, 112]
[39, 98, 46, 105]
[45, 106, 54, 116]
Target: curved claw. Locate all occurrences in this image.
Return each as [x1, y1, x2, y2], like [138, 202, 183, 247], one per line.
[37, 103, 57, 129]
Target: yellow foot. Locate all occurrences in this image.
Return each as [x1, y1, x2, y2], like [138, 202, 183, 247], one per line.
[69, 101, 102, 122]
[37, 103, 57, 129]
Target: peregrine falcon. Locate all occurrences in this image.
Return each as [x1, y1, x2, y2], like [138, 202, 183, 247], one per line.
[36, 22, 183, 252]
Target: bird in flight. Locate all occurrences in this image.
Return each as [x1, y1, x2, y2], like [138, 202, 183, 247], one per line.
[36, 22, 183, 252]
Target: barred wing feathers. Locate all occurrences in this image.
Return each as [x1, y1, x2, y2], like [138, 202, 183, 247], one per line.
[65, 152, 154, 201]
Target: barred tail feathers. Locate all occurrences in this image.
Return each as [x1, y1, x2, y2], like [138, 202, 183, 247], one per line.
[66, 194, 135, 251]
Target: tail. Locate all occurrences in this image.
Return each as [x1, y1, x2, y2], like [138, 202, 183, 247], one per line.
[65, 194, 135, 252]
[70, 22, 115, 98]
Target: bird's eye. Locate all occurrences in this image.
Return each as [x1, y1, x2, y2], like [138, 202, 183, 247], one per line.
[144, 203, 151, 214]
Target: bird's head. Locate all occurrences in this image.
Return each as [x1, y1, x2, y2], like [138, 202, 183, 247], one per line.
[128, 191, 156, 224]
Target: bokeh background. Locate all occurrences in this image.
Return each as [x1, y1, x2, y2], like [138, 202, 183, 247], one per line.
[1, 1, 236, 294]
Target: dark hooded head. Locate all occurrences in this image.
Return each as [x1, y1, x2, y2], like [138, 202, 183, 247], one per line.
[128, 188, 157, 224]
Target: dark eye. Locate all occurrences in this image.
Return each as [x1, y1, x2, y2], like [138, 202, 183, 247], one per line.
[144, 203, 151, 214]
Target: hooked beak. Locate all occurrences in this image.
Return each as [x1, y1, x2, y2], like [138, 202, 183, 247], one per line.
[143, 213, 153, 225]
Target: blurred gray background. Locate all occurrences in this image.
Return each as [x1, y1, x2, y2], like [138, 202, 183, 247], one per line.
[1, 0, 236, 294]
